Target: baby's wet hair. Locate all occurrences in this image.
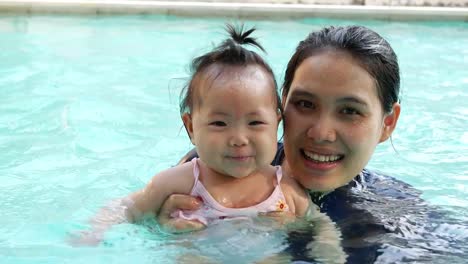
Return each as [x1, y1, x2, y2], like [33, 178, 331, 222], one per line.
[179, 23, 281, 116]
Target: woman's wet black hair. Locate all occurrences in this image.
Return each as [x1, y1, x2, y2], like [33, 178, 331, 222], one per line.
[282, 25, 400, 114]
[179, 23, 281, 116]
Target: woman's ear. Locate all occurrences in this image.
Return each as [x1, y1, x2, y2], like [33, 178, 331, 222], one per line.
[281, 94, 287, 111]
[182, 113, 196, 145]
[277, 111, 282, 124]
[379, 103, 401, 143]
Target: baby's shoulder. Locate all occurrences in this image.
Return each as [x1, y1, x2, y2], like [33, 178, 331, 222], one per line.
[158, 161, 194, 177]
[151, 161, 195, 193]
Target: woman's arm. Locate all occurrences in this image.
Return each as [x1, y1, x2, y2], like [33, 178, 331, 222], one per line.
[281, 174, 312, 217]
[304, 208, 347, 264]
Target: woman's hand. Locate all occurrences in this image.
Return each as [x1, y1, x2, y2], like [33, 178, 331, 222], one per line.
[157, 194, 205, 233]
[258, 210, 297, 227]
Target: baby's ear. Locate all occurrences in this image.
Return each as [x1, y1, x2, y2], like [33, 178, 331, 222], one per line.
[182, 113, 195, 145]
[379, 103, 401, 143]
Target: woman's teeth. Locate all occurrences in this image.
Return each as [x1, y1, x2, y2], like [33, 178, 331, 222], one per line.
[303, 150, 341, 162]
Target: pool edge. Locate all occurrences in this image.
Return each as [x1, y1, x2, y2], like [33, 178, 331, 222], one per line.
[0, 0, 467, 21]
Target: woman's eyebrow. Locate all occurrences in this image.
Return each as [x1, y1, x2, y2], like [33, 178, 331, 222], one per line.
[337, 96, 369, 106]
[289, 89, 316, 99]
[289, 89, 369, 107]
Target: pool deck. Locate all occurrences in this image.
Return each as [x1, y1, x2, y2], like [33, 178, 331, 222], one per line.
[0, 0, 467, 20]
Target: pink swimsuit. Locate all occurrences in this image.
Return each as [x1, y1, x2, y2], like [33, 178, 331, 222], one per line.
[172, 158, 290, 225]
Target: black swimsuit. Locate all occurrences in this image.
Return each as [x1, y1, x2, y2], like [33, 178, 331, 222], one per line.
[273, 143, 466, 263]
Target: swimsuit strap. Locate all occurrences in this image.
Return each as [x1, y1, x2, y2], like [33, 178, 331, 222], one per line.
[191, 158, 201, 182]
[275, 166, 283, 186]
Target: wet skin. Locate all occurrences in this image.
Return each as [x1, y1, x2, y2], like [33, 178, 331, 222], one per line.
[281, 50, 400, 192]
[182, 65, 280, 180]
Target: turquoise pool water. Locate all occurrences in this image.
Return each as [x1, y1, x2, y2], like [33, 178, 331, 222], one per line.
[0, 14, 467, 263]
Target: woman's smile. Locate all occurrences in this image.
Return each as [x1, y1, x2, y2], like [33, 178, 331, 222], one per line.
[302, 150, 343, 163]
[301, 149, 343, 171]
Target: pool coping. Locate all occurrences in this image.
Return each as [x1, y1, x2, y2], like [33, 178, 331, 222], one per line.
[0, 0, 467, 21]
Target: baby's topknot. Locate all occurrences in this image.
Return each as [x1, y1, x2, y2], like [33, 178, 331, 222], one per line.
[180, 23, 279, 116]
[222, 24, 265, 52]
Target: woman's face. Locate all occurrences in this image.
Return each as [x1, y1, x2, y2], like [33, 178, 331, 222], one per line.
[282, 50, 399, 192]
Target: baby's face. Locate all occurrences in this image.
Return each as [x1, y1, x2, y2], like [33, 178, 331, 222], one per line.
[186, 65, 280, 178]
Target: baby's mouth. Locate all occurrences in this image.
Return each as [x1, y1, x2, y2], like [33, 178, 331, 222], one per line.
[226, 155, 253, 161]
[301, 150, 344, 163]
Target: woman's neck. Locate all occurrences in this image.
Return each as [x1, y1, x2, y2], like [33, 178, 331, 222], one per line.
[281, 159, 330, 200]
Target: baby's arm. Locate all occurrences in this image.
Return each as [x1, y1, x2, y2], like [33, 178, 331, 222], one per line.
[72, 162, 195, 246]
[127, 162, 195, 220]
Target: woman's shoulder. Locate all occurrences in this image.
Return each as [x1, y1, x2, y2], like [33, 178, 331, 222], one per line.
[302, 170, 445, 262]
[318, 169, 426, 219]
[356, 169, 422, 199]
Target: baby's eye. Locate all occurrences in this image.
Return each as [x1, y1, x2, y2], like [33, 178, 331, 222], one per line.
[209, 121, 227, 127]
[249, 121, 265, 126]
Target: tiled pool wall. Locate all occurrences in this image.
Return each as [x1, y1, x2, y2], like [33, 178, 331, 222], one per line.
[0, 0, 467, 21]
[164, 0, 468, 7]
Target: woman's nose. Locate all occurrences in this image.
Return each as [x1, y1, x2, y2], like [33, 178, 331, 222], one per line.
[306, 115, 336, 143]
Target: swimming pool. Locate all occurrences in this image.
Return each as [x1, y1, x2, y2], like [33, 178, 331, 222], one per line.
[1, 14, 467, 263]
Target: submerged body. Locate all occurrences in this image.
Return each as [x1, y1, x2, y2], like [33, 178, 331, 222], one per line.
[273, 143, 446, 263]
[182, 144, 468, 263]
[272, 143, 468, 263]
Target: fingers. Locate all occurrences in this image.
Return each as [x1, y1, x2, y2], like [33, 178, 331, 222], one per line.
[254, 253, 292, 264]
[259, 210, 296, 221]
[67, 230, 103, 247]
[157, 194, 204, 233]
[260, 210, 295, 218]
[158, 194, 202, 221]
[161, 218, 206, 234]
[258, 210, 296, 226]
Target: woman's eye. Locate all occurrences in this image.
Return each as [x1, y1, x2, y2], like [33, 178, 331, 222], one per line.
[296, 100, 314, 109]
[341, 107, 360, 115]
[210, 121, 227, 127]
